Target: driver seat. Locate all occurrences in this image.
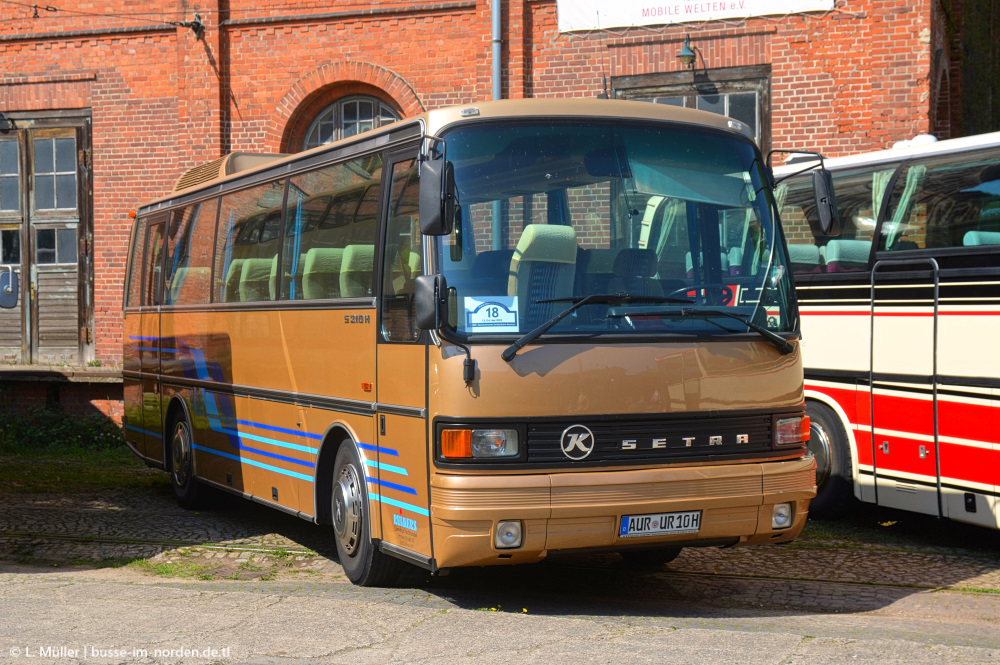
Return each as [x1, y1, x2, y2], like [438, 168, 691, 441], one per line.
[609, 248, 663, 297]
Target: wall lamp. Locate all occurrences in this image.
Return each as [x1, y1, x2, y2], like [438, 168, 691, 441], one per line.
[0, 112, 16, 134]
[676, 34, 696, 68]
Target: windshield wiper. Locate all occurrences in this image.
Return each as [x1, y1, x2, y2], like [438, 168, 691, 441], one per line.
[610, 307, 794, 355]
[500, 292, 694, 362]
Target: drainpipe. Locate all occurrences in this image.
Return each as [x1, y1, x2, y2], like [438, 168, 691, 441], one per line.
[492, 0, 502, 101]
[491, 0, 503, 249]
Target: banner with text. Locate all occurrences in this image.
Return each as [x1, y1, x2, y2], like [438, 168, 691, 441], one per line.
[557, 0, 835, 32]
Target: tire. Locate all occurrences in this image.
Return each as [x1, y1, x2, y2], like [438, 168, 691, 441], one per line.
[169, 411, 206, 510]
[619, 547, 682, 568]
[331, 443, 402, 587]
[806, 401, 854, 518]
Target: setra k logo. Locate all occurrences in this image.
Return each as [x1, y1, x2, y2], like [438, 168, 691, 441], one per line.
[560, 424, 596, 460]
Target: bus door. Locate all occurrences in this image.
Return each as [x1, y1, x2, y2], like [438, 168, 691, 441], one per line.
[869, 258, 941, 517]
[373, 155, 433, 566]
[139, 217, 167, 461]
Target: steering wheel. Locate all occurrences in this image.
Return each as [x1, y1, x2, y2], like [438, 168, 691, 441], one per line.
[663, 283, 735, 306]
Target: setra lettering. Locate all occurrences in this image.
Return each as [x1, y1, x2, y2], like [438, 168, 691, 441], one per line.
[620, 434, 751, 450]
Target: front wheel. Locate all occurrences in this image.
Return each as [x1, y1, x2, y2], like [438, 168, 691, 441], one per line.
[331, 443, 402, 586]
[169, 411, 205, 510]
[806, 401, 854, 518]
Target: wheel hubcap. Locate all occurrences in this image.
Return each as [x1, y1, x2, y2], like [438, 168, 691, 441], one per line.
[808, 421, 832, 488]
[333, 463, 362, 556]
[171, 422, 192, 487]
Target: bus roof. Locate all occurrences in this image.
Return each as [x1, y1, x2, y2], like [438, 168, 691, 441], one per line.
[774, 130, 1000, 176]
[146, 98, 753, 213]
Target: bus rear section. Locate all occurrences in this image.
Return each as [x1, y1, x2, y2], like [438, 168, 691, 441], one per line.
[122, 99, 815, 586]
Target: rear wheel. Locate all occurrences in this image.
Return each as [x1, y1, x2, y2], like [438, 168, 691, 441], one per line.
[169, 411, 205, 510]
[806, 401, 854, 517]
[332, 443, 402, 586]
[619, 547, 682, 568]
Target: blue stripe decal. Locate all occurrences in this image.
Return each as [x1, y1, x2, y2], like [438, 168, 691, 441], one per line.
[208, 418, 318, 455]
[194, 444, 314, 482]
[236, 419, 323, 441]
[357, 442, 400, 457]
[189, 349, 212, 381]
[125, 424, 163, 439]
[366, 475, 417, 495]
[368, 493, 429, 517]
[127, 337, 336, 482]
[365, 459, 408, 476]
[236, 442, 315, 468]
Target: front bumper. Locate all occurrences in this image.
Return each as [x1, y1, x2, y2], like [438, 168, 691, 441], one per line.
[429, 456, 816, 568]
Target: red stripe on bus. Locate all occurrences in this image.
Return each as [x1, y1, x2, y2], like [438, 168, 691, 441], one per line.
[939, 442, 999, 488]
[808, 384, 998, 483]
[803, 310, 1000, 316]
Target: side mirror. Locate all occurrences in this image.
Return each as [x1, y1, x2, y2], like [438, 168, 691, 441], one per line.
[419, 159, 456, 236]
[813, 168, 840, 235]
[0, 267, 18, 309]
[415, 274, 448, 330]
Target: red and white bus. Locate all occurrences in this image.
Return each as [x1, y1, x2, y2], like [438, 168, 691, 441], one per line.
[775, 132, 1000, 529]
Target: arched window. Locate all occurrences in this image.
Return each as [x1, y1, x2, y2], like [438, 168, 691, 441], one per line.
[301, 96, 400, 150]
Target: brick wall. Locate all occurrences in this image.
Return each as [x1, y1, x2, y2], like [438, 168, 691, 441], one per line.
[0, 0, 958, 376]
[0, 375, 123, 421]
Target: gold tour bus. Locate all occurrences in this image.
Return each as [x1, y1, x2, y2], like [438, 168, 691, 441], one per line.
[121, 99, 817, 586]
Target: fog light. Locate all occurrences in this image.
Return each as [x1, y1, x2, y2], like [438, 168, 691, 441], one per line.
[495, 520, 523, 549]
[772, 503, 793, 529]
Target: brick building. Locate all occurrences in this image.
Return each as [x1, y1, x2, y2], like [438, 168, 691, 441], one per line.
[0, 0, 971, 419]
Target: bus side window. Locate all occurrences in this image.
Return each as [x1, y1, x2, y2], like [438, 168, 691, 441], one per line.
[283, 156, 383, 300]
[883, 149, 1000, 252]
[143, 220, 166, 307]
[779, 166, 886, 274]
[214, 181, 285, 302]
[124, 215, 149, 309]
[381, 158, 421, 342]
[164, 199, 217, 306]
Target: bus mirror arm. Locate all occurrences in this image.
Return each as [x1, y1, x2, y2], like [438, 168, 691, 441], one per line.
[767, 149, 840, 237]
[0, 266, 18, 309]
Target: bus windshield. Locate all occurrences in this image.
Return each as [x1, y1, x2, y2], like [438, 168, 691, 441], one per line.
[433, 120, 795, 340]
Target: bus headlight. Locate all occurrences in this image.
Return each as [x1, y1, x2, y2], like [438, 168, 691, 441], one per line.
[775, 415, 810, 446]
[441, 428, 520, 459]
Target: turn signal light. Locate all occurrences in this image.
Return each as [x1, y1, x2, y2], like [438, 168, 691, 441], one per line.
[441, 429, 472, 458]
[776, 415, 810, 446]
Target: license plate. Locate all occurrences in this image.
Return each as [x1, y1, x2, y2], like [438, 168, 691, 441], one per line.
[619, 510, 702, 538]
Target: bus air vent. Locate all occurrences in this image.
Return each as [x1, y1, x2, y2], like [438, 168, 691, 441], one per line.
[172, 152, 288, 193]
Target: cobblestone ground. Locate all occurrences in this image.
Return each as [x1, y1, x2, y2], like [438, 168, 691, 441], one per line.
[3, 484, 1000, 596]
[3, 482, 1000, 664]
